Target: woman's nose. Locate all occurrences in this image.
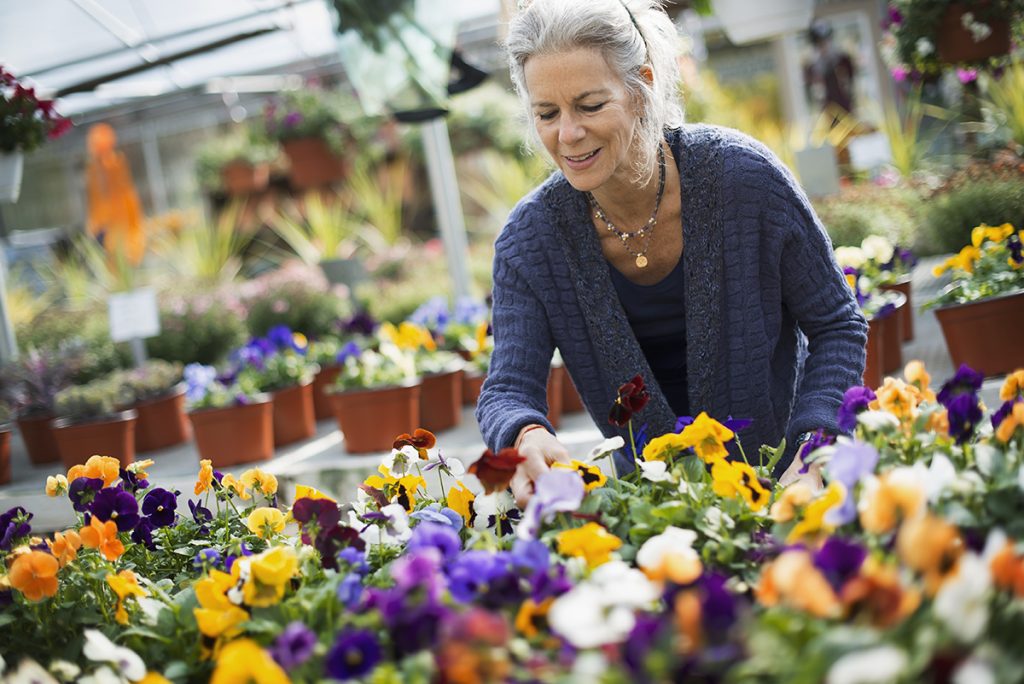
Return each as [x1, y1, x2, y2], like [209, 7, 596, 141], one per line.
[558, 113, 584, 145]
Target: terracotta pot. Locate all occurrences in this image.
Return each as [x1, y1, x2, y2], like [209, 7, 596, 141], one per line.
[221, 160, 270, 195]
[881, 293, 907, 375]
[51, 410, 138, 471]
[462, 371, 485, 406]
[189, 399, 274, 467]
[419, 369, 464, 432]
[863, 316, 885, 391]
[936, 3, 1011, 64]
[880, 276, 913, 342]
[272, 382, 316, 447]
[16, 413, 61, 465]
[282, 137, 347, 190]
[561, 374, 585, 414]
[935, 291, 1024, 377]
[313, 365, 342, 420]
[134, 385, 191, 453]
[0, 425, 11, 485]
[330, 383, 421, 454]
[546, 365, 565, 429]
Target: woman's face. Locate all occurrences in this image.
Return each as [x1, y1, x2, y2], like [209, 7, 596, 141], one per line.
[523, 47, 639, 193]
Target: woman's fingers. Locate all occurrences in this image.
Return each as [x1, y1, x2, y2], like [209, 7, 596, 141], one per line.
[511, 468, 535, 509]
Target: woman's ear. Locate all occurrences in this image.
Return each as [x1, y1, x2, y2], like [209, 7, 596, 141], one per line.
[639, 64, 654, 86]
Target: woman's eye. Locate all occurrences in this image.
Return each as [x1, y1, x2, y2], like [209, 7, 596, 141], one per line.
[536, 111, 557, 121]
[581, 102, 605, 113]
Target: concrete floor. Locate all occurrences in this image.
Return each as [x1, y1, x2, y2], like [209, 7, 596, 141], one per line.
[1, 256, 1007, 531]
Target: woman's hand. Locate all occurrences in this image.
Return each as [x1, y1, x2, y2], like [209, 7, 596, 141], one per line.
[510, 425, 571, 507]
[778, 454, 824, 491]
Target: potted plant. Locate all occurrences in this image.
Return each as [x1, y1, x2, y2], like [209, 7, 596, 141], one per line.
[883, 1, 1022, 76]
[839, 259, 907, 389]
[51, 376, 137, 470]
[238, 261, 349, 339]
[842, 236, 918, 342]
[307, 336, 362, 420]
[195, 128, 278, 196]
[329, 344, 421, 454]
[263, 88, 350, 189]
[110, 360, 189, 453]
[232, 326, 320, 447]
[0, 65, 71, 202]
[3, 343, 83, 465]
[0, 402, 11, 485]
[184, 363, 274, 467]
[415, 347, 465, 433]
[926, 222, 1024, 375]
[267, 191, 367, 290]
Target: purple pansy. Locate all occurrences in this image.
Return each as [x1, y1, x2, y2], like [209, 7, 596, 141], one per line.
[291, 497, 341, 545]
[0, 507, 32, 551]
[131, 518, 155, 548]
[325, 630, 381, 680]
[407, 521, 462, 563]
[410, 503, 463, 531]
[91, 488, 140, 531]
[342, 310, 377, 337]
[937, 364, 984, 444]
[837, 386, 877, 432]
[335, 340, 361, 366]
[517, 469, 584, 541]
[141, 488, 177, 528]
[194, 548, 222, 572]
[68, 477, 104, 512]
[336, 572, 363, 608]
[675, 415, 753, 434]
[271, 621, 318, 671]
[813, 537, 867, 592]
[118, 467, 149, 493]
[825, 442, 880, 525]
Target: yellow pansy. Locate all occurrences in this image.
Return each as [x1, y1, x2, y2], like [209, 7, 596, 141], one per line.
[769, 482, 814, 523]
[515, 597, 554, 638]
[710, 459, 770, 511]
[678, 412, 735, 464]
[193, 569, 248, 639]
[871, 377, 918, 421]
[971, 222, 1015, 248]
[45, 474, 68, 497]
[363, 473, 426, 512]
[295, 484, 335, 502]
[381, 321, 436, 351]
[194, 459, 214, 495]
[902, 360, 936, 403]
[210, 638, 290, 684]
[859, 470, 925, 535]
[221, 473, 250, 500]
[244, 546, 298, 608]
[240, 468, 278, 497]
[552, 459, 607, 492]
[127, 459, 155, 480]
[67, 455, 121, 487]
[787, 482, 844, 542]
[1000, 370, 1024, 402]
[641, 432, 688, 462]
[106, 570, 147, 625]
[246, 507, 286, 539]
[556, 522, 622, 568]
[138, 674, 173, 684]
[473, 321, 490, 356]
[293, 332, 308, 351]
[447, 481, 476, 523]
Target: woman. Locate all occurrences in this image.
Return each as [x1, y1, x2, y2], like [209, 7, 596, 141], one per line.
[475, 0, 867, 505]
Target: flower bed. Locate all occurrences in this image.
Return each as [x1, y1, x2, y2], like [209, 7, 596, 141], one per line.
[2, 363, 1024, 682]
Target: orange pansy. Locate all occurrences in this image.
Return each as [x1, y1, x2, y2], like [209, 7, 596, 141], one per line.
[80, 516, 125, 562]
[9, 550, 60, 601]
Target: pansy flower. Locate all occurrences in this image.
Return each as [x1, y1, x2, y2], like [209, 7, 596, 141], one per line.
[194, 459, 214, 495]
[552, 459, 607, 492]
[68, 477, 104, 513]
[8, 550, 59, 601]
[393, 428, 437, 459]
[936, 363, 984, 444]
[325, 630, 382, 681]
[211, 638, 289, 684]
[608, 374, 649, 427]
[47, 529, 81, 568]
[467, 448, 524, 495]
[246, 507, 286, 539]
[556, 522, 622, 568]
[710, 459, 769, 511]
[141, 488, 177, 528]
[837, 386, 877, 432]
[45, 474, 68, 497]
[446, 481, 476, 525]
[106, 570, 147, 625]
[79, 516, 125, 561]
[270, 622, 317, 672]
[0, 506, 32, 551]
[91, 488, 140, 532]
[678, 412, 735, 463]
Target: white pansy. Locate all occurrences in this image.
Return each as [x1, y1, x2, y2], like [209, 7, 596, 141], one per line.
[549, 560, 659, 649]
[857, 410, 901, 433]
[916, 37, 934, 55]
[636, 526, 699, 573]
[381, 446, 418, 477]
[78, 666, 123, 684]
[826, 646, 908, 684]
[834, 246, 866, 269]
[5, 659, 59, 684]
[953, 656, 996, 684]
[638, 459, 674, 483]
[860, 235, 895, 264]
[49, 660, 82, 682]
[911, 453, 956, 503]
[82, 630, 146, 681]
[934, 553, 991, 642]
[571, 652, 609, 679]
[587, 436, 625, 463]
[472, 490, 516, 531]
[354, 503, 411, 546]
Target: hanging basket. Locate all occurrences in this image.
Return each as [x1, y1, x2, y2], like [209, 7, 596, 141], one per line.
[0, 152, 24, 203]
[282, 137, 347, 190]
[936, 3, 1012, 64]
[220, 160, 270, 196]
[713, 0, 815, 45]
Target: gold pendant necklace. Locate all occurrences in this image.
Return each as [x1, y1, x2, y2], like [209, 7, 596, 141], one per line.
[587, 145, 666, 269]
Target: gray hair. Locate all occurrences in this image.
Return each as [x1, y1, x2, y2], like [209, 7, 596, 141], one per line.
[505, 0, 684, 185]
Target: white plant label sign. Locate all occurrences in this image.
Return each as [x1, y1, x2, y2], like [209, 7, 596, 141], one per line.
[108, 288, 160, 342]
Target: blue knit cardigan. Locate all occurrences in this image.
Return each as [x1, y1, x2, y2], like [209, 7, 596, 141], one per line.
[475, 125, 868, 474]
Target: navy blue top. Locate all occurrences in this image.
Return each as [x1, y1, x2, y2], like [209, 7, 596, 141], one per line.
[609, 257, 690, 418]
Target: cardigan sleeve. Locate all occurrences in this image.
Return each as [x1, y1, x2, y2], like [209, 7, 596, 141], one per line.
[475, 229, 557, 451]
[767, 158, 869, 445]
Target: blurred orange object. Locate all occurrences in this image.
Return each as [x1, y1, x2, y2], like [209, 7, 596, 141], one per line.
[85, 123, 144, 264]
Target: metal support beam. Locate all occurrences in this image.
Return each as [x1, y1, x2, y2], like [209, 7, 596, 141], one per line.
[421, 117, 472, 300]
